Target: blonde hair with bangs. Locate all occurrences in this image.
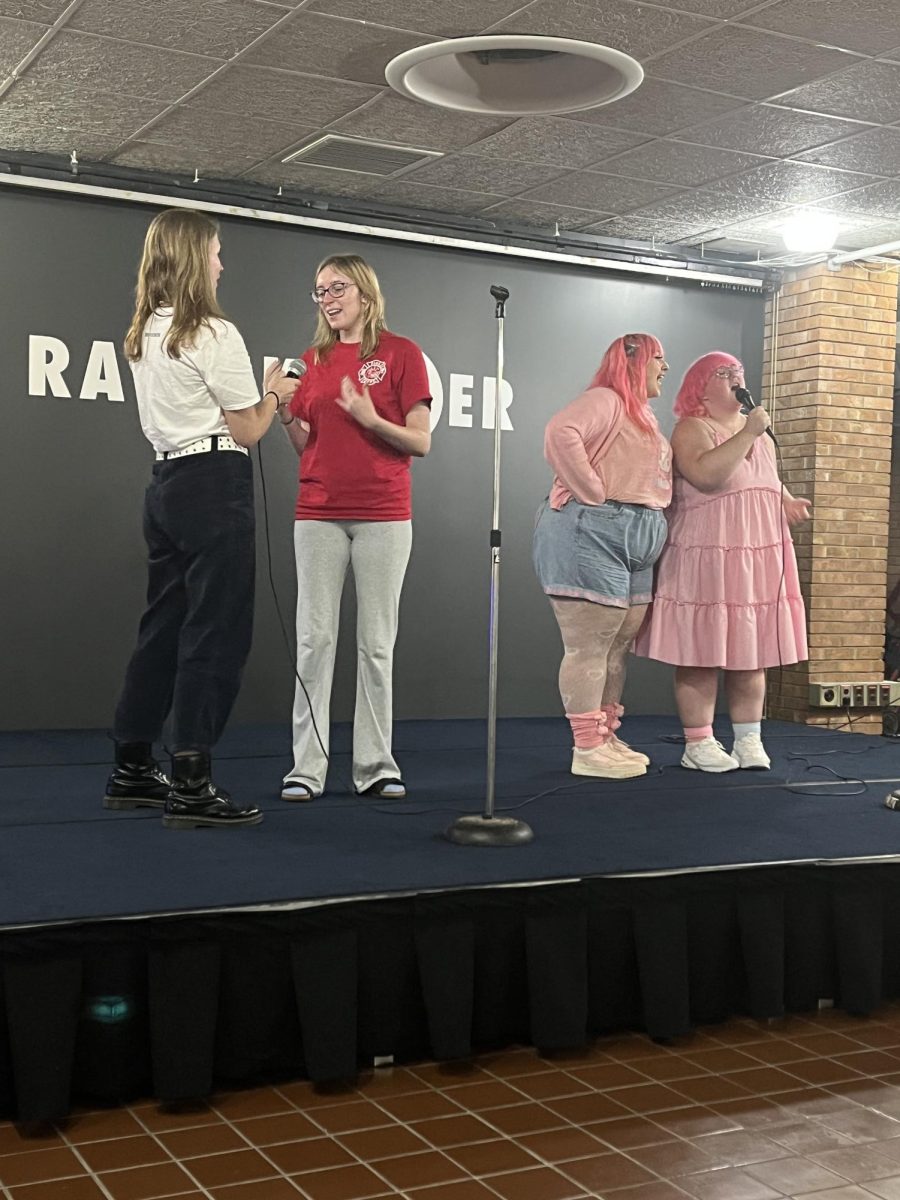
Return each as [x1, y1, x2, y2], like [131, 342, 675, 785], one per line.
[125, 208, 225, 362]
[311, 254, 386, 362]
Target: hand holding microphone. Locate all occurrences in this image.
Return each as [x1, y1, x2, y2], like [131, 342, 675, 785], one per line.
[745, 405, 771, 438]
[733, 385, 775, 442]
[265, 358, 306, 425]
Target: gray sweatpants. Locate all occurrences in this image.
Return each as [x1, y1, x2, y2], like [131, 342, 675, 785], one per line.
[287, 519, 413, 793]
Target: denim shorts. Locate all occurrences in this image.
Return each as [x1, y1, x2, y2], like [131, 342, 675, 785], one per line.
[533, 498, 667, 608]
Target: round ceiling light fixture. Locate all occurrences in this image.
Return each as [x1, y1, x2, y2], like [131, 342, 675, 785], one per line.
[385, 35, 643, 116]
[781, 211, 840, 254]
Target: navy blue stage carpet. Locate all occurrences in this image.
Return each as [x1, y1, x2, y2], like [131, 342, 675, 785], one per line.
[1, 717, 899, 929]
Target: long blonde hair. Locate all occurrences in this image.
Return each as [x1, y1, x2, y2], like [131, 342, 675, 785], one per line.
[311, 254, 386, 362]
[125, 209, 225, 361]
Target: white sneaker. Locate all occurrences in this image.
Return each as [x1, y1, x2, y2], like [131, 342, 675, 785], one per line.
[681, 737, 739, 773]
[732, 733, 771, 770]
[572, 745, 646, 780]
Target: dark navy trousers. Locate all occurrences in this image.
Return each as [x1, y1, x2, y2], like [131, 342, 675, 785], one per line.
[113, 449, 255, 753]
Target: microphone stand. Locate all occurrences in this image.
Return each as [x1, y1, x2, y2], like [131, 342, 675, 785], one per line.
[444, 285, 534, 847]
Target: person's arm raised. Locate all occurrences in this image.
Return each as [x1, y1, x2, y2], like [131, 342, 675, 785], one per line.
[672, 407, 770, 493]
[223, 361, 296, 448]
[336, 377, 431, 456]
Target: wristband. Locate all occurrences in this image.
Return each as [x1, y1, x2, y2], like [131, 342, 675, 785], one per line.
[264, 390, 279, 405]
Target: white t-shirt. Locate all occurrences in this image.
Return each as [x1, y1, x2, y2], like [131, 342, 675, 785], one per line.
[130, 307, 260, 453]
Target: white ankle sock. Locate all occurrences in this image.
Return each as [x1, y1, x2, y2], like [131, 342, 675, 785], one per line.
[732, 721, 761, 741]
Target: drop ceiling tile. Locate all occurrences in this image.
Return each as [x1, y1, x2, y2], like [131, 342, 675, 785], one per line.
[771, 60, 900, 123]
[249, 162, 386, 198]
[659, 0, 775, 14]
[827, 220, 900, 250]
[126, 104, 307, 162]
[240, 11, 434, 86]
[400, 154, 561, 195]
[67, 0, 286, 59]
[522, 170, 684, 212]
[693, 208, 880, 245]
[369, 179, 505, 213]
[21, 29, 218, 102]
[467, 116, 647, 168]
[714, 159, 876, 206]
[306, 0, 531, 37]
[329, 92, 510, 151]
[603, 140, 764, 186]
[629, 187, 783, 228]
[680, 103, 867, 155]
[491, 0, 716, 63]
[0, 81, 167, 155]
[794, 126, 900, 175]
[186, 64, 379, 125]
[0, 0, 70, 17]
[806, 182, 895, 215]
[109, 141, 263, 177]
[567, 79, 746, 137]
[579, 214, 706, 241]
[740, 0, 900, 57]
[822, 178, 900, 219]
[647, 26, 856, 100]
[0, 16, 45, 74]
[480, 198, 614, 230]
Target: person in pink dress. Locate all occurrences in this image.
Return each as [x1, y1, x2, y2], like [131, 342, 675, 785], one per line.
[635, 351, 810, 772]
[533, 333, 672, 780]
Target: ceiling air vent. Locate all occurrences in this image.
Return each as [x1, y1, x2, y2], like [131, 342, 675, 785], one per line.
[282, 135, 442, 176]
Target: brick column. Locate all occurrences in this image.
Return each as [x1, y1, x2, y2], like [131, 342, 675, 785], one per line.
[761, 262, 899, 733]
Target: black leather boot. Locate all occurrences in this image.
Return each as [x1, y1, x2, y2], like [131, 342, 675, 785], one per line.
[104, 742, 171, 810]
[163, 752, 263, 829]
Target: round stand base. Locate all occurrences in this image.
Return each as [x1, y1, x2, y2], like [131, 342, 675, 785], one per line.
[444, 814, 534, 846]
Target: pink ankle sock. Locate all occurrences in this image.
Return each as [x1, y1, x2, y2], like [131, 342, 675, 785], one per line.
[684, 724, 713, 742]
[567, 709, 608, 750]
[601, 703, 624, 733]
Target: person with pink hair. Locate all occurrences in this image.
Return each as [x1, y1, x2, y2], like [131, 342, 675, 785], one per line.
[635, 351, 809, 771]
[533, 333, 672, 779]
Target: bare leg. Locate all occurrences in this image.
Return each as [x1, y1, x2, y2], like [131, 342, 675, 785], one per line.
[724, 669, 766, 722]
[676, 665, 738, 772]
[674, 666, 719, 730]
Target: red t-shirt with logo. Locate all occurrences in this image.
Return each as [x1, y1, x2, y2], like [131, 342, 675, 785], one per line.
[290, 332, 431, 521]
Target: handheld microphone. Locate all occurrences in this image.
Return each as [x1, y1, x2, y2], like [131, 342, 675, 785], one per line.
[284, 358, 306, 380]
[733, 385, 775, 442]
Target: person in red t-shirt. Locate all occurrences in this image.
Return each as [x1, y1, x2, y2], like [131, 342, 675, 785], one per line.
[279, 254, 432, 801]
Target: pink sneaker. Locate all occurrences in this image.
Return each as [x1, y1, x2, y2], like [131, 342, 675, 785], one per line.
[572, 744, 646, 779]
[607, 735, 650, 767]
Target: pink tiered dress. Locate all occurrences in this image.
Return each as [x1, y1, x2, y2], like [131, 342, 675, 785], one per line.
[635, 423, 808, 669]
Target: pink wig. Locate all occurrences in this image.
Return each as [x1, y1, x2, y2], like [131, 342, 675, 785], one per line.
[589, 332, 663, 434]
[674, 351, 742, 418]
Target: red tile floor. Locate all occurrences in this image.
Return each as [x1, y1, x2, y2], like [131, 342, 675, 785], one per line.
[8, 1005, 900, 1199]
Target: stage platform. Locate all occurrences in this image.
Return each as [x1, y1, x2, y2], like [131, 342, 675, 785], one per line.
[1, 716, 900, 1122]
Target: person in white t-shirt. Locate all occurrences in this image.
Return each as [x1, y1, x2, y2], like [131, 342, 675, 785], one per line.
[104, 208, 296, 829]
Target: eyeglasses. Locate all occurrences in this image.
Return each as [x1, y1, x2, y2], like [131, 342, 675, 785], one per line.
[311, 281, 355, 303]
[713, 366, 743, 379]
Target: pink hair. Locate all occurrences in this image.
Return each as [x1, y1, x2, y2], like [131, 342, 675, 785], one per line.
[674, 351, 742, 418]
[588, 332, 663, 434]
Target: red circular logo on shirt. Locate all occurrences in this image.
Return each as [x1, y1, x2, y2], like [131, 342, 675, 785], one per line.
[358, 359, 387, 387]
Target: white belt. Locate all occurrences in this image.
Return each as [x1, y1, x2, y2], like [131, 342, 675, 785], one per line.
[155, 435, 248, 461]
